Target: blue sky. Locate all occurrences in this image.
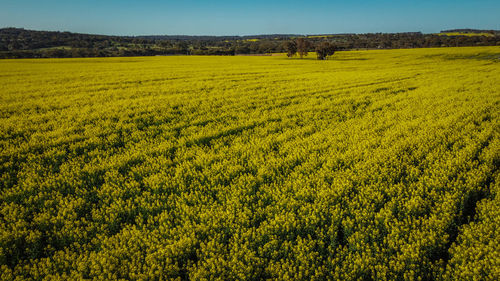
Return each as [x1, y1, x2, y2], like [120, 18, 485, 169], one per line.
[1, 0, 499, 35]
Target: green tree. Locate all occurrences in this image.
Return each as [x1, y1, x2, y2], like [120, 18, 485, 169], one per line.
[284, 40, 297, 58]
[315, 42, 336, 60]
[296, 38, 311, 58]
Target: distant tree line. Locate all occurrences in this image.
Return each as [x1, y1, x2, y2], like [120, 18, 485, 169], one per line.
[1, 28, 499, 59]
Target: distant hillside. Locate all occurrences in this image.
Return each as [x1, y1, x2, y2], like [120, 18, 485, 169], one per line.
[137, 34, 299, 41]
[440, 29, 499, 35]
[1, 28, 499, 59]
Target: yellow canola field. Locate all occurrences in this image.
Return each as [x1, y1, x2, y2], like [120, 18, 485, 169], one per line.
[1, 47, 499, 280]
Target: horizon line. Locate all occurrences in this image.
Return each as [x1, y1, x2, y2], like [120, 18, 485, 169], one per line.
[2, 26, 499, 38]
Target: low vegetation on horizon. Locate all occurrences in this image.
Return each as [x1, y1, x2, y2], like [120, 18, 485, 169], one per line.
[1, 27, 499, 59]
[1, 46, 499, 280]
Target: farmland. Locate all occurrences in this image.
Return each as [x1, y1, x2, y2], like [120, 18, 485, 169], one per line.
[437, 32, 495, 37]
[1, 47, 499, 280]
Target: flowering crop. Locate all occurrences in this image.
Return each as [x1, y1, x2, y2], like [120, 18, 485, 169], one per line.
[1, 47, 499, 280]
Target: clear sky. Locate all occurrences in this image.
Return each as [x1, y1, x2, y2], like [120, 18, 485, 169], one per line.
[1, 0, 499, 36]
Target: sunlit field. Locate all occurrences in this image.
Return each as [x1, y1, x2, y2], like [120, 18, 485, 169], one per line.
[1, 47, 499, 280]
